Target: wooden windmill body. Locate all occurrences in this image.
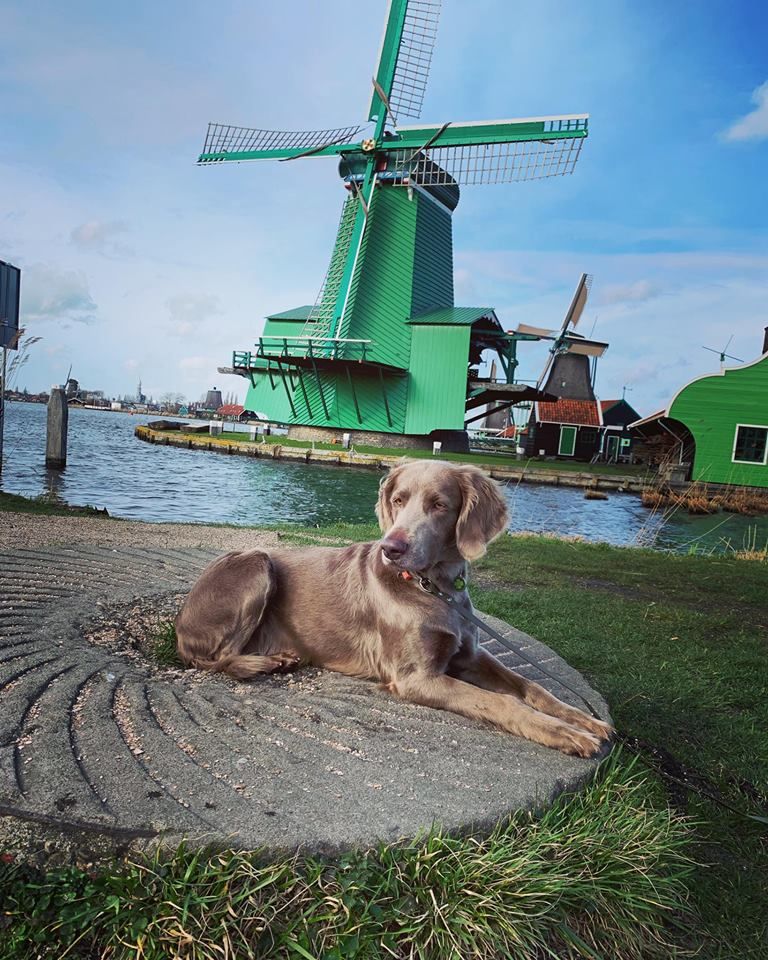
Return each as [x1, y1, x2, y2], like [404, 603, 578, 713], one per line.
[200, 1, 590, 447]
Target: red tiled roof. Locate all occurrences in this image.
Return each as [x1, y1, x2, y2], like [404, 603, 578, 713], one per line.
[216, 403, 244, 417]
[600, 399, 620, 413]
[535, 399, 602, 427]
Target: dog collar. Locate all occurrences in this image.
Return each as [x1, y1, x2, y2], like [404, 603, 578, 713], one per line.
[399, 569, 466, 591]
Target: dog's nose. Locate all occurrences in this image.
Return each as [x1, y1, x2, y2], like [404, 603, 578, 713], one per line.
[381, 535, 409, 560]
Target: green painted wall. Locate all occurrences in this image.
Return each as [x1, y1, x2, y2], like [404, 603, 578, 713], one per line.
[243, 184, 468, 436]
[668, 353, 768, 488]
[405, 325, 470, 433]
[411, 191, 454, 316]
[244, 368, 407, 433]
[340, 186, 417, 369]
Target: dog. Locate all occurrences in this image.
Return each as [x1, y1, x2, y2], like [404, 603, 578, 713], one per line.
[176, 460, 612, 757]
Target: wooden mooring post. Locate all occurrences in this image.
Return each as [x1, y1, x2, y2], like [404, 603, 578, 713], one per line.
[46, 386, 68, 469]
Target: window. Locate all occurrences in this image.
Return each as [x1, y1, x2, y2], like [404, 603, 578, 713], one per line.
[580, 428, 598, 444]
[732, 425, 768, 465]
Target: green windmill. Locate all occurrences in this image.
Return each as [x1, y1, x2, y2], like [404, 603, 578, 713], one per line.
[200, 0, 589, 449]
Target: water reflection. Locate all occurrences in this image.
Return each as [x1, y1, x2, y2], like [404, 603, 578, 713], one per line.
[2, 401, 766, 553]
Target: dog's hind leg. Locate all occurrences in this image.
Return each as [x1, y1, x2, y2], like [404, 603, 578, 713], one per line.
[176, 549, 299, 679]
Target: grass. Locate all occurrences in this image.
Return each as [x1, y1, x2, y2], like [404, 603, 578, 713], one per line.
[148, 620, 182, 667]
[0, 753, 692, 960]
[2, 529, 767, 957]
[166, 428, 646, 476]
[0, 490, 108, 518]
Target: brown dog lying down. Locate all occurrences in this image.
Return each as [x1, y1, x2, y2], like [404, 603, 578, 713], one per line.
[176, 460, 612, 757]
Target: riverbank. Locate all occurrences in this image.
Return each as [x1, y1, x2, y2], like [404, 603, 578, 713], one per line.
[2, 521, 765, 957]
[135, 424, 648, 492]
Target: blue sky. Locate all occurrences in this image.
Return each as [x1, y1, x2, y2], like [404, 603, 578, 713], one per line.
[1, 0, 767, 414]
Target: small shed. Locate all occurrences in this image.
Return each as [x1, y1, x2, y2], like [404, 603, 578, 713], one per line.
[599, 398, 641, 462]
[525, 398, 603, 460]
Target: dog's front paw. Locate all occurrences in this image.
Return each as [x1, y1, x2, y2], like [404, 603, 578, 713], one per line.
[552, 723, 602, 758]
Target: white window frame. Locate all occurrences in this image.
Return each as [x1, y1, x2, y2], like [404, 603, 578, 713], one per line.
[731, 423, 768, 466]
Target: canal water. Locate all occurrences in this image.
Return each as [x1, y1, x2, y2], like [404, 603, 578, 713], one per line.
[2, 401, 766, 553]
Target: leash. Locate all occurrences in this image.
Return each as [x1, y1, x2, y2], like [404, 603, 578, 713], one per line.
[399, 570, 606, 722]
[398, 569, 768, 826]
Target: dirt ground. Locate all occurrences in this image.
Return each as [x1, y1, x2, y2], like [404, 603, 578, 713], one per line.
[0, 512, 281, 551]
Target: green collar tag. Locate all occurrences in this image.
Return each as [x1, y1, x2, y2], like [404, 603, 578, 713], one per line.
[453, 576, 466, 591]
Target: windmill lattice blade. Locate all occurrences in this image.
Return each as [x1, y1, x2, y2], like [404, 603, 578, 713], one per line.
[390, 118, 587, 185]
[300, 195, 361, 342]
[199, 123, 366, 162]
[390, 0, 442, 121]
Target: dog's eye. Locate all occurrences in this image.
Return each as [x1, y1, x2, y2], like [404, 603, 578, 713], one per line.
[392, 496, 403, 507]
[434, 500, 447, 510]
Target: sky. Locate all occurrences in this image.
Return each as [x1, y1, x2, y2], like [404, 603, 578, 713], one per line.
[1, 0, 767, 415]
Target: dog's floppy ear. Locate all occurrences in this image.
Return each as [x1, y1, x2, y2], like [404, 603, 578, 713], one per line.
[376, 463, 406, 533]
[455, 466, 509, 560]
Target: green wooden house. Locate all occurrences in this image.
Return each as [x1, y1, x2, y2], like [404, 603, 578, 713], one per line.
[631, 330, 768, 488]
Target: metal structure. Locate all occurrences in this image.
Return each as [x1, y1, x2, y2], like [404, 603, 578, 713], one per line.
[0, 258, 21, 474]
[199, 1, 591, 443]
[702, 335, 743, 371]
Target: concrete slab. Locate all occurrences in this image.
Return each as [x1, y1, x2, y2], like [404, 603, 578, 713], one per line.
[0, 546, 611, 864]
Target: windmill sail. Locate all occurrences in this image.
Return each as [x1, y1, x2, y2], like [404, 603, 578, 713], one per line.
[389, 115, 588, 185]
[199, 123, 366, 163]
[388, 0, 442, 121]
[300, 194, 363, 342]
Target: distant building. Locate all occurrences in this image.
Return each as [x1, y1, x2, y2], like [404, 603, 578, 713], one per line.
[204, 388, 223, 410]
[599, 398, 641, 462]
[525, 398, 603, 460]
[630, 328, 768, 488]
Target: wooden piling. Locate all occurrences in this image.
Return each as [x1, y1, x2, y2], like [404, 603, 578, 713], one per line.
[46, 387, 68, 468]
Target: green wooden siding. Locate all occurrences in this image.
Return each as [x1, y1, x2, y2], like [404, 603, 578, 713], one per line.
[260, 316, 309, 340]
[410, 192, 454, 316]
[244, 367, 407, 433]
[668, 354, 768, 488]
[340, 186, 417, 370]
[405, 325, 470, 433]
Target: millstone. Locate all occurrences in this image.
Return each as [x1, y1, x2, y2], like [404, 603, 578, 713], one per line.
[0, 546, 610, 865]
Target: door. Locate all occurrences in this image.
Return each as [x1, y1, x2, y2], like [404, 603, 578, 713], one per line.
[558, 425, 577, 456]
[605, 434, 620, 462]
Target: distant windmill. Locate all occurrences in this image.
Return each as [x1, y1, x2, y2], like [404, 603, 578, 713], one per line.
[702, 336, 743, 371]
[515, 274, 609, 401]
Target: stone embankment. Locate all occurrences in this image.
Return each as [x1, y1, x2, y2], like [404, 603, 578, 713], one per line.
[135, 425, 646, 493]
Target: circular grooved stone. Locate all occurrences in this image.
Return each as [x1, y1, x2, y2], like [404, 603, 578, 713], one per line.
[0, 547, 611, 861]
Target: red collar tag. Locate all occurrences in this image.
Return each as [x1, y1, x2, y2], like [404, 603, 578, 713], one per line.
[399, 570, 414, 581]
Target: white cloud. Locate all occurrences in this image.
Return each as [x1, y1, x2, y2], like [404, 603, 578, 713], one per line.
[70, 219, 130, 255]
[721, 80, 768, 142]
[20, 263, 97, 325]
[167, 294, 222, 336]
[178, 356, 210, 371]
[597, 280, 662, 306]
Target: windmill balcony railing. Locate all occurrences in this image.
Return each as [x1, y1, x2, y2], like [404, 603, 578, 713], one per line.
[233, 336, 374, 370]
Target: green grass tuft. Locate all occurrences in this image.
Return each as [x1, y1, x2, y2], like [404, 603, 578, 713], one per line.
[148, 620, 182, 668]
[0, 490, 109, 517]
[0, 750, 692, 960]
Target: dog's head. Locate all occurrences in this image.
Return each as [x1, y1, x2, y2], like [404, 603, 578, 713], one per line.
[376, 460, 508, 571]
